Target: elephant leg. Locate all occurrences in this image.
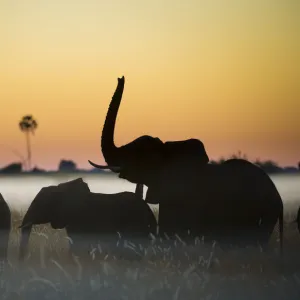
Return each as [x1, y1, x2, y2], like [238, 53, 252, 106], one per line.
[255, 219, 278, 251]
[222, 217, 259, 247]
[158, 202, 188, 240]
[199, 211, 257, 248]
[67, 231, 96, 288]
[231, 221, 270, 250]
[69, 231, 122, 286]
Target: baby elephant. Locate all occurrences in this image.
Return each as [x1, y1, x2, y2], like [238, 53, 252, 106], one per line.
[19, 178, 157, 262]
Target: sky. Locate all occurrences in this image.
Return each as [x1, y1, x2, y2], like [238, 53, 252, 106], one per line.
[0, 0, 299, 170]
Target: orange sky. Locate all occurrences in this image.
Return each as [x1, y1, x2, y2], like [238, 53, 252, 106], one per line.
[0, 0, 299, 170]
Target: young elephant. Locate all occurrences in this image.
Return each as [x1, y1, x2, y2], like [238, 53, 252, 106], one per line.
[19, 178, 157, 263]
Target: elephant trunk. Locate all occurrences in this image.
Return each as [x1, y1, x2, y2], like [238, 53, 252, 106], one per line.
[101, 76, 125, 165]
[88, 76, 125, 172]
[19, 223, 32, 262]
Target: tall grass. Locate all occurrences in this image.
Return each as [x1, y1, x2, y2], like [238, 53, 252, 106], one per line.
[1, 204, 300, 299]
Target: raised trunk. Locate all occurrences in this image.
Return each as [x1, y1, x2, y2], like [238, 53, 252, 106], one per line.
[19, 225, 32, 262]
[101, 77, 125, 167]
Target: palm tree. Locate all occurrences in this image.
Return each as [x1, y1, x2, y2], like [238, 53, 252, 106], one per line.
[19, 115, 38, 171]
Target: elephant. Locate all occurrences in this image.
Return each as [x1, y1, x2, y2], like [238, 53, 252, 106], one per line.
[19, 178, 157, 263]
[88, 76, 283, 253]
[148, 158, 283, 249]
[0, 193, 11, 270]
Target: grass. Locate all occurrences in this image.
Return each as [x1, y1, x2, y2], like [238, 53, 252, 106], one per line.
[1, 205, 300, 299]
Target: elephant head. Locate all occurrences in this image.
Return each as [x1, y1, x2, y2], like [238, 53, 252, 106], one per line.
[88, 76, 209, 190]
[18, 178, 90, 262]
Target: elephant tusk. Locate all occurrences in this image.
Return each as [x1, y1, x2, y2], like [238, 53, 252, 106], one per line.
[18, 222, 33, 229]
[88, 160, 121, 172]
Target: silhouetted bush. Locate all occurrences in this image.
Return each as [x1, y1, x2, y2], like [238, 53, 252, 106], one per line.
[254, 159, 282, 174]
[283, 166, 298, 173]
[0, 162, 22, 173]
[208, 153, 296, 174]
[58, 159, 77, 172]
[31, 167, 46, 173]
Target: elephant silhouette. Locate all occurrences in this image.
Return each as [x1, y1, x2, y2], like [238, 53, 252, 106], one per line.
[0, 193, 11, 271]
[19, 178, 157, 263]
[88, 77, 283, 254]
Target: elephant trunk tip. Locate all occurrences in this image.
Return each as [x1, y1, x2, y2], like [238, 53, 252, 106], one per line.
[100, 76, 126, 170]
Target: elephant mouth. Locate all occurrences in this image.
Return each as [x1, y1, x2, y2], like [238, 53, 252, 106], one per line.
[88, 160, 121, 173]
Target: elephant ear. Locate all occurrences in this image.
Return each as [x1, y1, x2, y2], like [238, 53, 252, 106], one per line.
[50, 189, 68, 229]
[50, 180, 90, 229]
[163, 139, 209, 171]
[118, 136, 165, 186]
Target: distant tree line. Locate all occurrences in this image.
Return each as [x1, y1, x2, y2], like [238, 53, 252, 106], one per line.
[6, 115, 296, 175]
[0, 159, 105, 174]
[0, 153, 299, 175]
[209, 151, 299, 174]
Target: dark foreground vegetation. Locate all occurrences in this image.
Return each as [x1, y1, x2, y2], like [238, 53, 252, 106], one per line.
[1, 207, 300, 300]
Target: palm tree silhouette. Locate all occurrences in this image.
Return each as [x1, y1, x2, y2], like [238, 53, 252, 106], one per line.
[19, 115, 38, 171]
